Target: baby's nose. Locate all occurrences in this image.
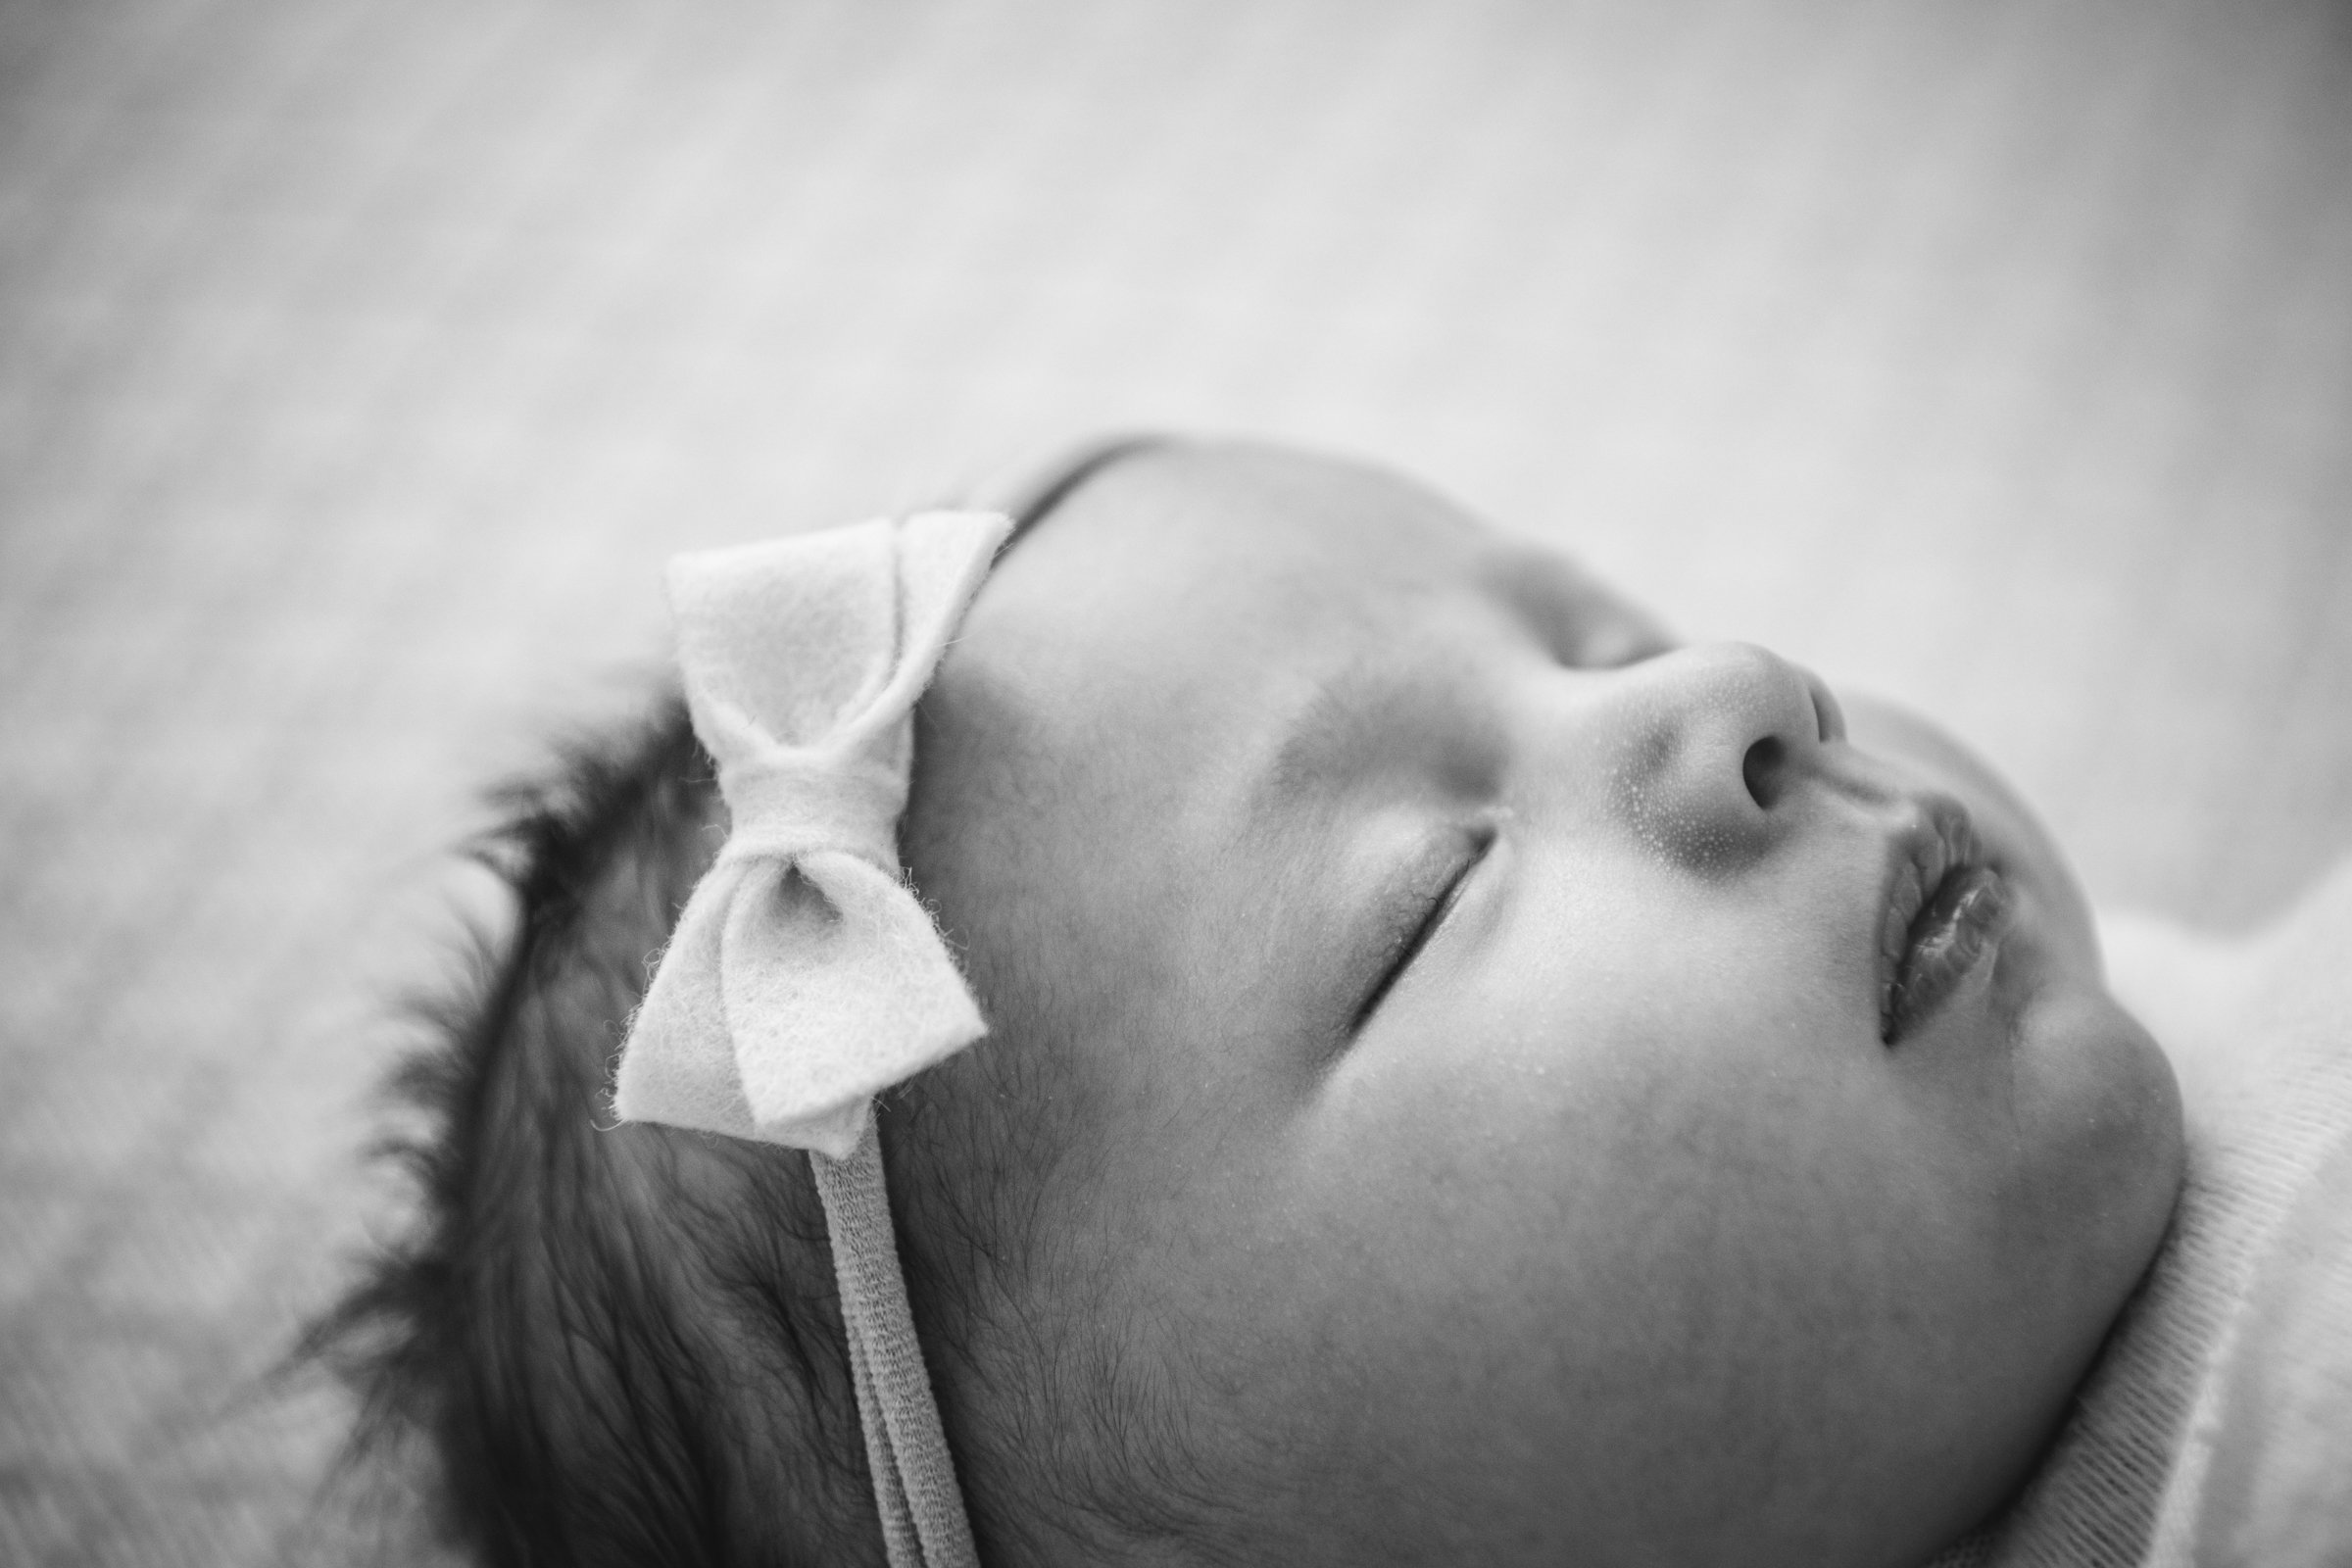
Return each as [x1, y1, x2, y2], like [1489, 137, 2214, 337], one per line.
[1607, 641, 1842, 870]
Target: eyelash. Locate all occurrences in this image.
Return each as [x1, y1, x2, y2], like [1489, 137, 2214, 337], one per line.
[1351, 826, 1494, 1032]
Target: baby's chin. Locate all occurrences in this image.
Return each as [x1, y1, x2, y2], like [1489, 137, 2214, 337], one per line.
[2005, 953, 2186, 1343]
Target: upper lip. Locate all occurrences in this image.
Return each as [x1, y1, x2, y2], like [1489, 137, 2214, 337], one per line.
[1876, 794, 1984, 1021]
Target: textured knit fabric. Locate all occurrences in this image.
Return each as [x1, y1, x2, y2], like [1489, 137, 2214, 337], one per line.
[1929, 862, 2352, 1567]
[612, 511, 1008, 1159]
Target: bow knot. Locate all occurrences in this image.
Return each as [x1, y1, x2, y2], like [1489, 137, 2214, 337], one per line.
[716, 754, 904, 869]
[612, 511, 1011, 1160]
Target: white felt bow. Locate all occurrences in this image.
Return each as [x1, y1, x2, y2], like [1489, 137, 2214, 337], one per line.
[612, 511, 1010, 1160]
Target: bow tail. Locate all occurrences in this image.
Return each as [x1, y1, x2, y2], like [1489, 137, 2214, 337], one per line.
[721, 851, 987, 1160]
[612, 864, 761, 1138]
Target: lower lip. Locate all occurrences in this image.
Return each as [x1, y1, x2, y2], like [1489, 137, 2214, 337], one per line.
[1885, 865, 2016, 1045]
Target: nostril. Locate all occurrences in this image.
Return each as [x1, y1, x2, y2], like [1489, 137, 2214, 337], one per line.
[1741, 735, 1786, 809]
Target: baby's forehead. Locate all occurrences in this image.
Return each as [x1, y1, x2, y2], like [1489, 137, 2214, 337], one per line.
[1034, 439, 1487, 572]
[914, 446, 1485, 879]
[962, 443, 1660, 738]
[976, 443, 1509, 670]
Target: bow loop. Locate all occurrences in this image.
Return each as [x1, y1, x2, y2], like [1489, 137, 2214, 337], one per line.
[612, 509, 1011, 1160]
[718, 851, 983, 1152]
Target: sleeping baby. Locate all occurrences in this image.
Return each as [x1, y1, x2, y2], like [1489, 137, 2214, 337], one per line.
[316, 437, 2348, 1566]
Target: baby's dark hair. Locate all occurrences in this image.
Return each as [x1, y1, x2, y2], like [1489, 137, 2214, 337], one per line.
[307, 440, 1243, 1567]
[311, 703, 902, 1563]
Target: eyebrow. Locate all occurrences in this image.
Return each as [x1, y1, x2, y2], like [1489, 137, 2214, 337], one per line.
[1254, 649, 1401, 810]
[1250, 621, 1515, 833]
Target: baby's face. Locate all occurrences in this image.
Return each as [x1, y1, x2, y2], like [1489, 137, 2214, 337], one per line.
[909, 443, 2184, 1567]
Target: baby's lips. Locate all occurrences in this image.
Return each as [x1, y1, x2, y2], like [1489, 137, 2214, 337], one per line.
[1874, 793, 1982, 1041]
[1886, 863, 2017, 1045]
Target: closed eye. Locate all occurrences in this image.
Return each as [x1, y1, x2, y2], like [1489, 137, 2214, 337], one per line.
[1350, 825, 1496, 1033]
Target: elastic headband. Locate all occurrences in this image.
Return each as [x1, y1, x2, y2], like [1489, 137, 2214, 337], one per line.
[614, 511, 1007, 1568]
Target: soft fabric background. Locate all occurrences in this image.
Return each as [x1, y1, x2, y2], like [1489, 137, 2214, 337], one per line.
[2, 0, 2347, 1562]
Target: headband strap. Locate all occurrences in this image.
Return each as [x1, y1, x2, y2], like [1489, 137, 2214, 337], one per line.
[613, 511, 1007, 1568]
[816, 1110, 978, 1567]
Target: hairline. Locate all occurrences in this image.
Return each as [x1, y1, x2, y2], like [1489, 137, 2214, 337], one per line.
[999, 435, 1168, 553]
